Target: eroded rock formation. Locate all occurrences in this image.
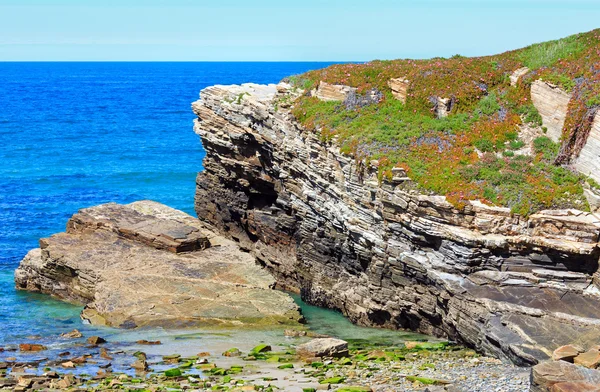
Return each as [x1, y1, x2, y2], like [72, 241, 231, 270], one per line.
[388, 77, 410, 103]
[15, 200, 301, 328]
[530, 80, 572, 143]
[574, 113, 600, 184]
[193, 83, 600, 366]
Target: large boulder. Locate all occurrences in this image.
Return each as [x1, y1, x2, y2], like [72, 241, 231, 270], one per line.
[296, 338, 349, 358]
[15, 201, 302, 328]
[530, 361, 600, 392]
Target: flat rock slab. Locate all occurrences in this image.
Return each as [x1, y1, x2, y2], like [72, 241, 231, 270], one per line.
[531, 361, 600, 392]
[15, 201, 302, 328]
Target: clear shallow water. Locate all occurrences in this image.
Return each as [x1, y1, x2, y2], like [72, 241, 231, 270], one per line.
[0, 62, 430, 352]
[0, 62, 332, 345]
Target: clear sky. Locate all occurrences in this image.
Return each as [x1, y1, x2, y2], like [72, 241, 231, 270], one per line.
[1, 0, 599, 61]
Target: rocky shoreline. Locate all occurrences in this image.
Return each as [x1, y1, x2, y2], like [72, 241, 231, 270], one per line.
[193, 82, 600, 366]
[12, 74, 600, 390]
[0, 327, 531, 392]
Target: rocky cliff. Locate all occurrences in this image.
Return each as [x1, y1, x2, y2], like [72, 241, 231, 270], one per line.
[193, 83, 600, 366]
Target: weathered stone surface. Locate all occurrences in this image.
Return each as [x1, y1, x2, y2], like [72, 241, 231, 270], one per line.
[296, 338, 349, 358]
[388, 77, 409, 103]
[432, 96, 452, 117]
[315, 81, 356, 101]
[552, 345, 585, 362]
[531, 361, 600, 392]
[574, 112, 600, 184]
[584, 186, 600, 214]
[193, 83, 600, 366]
[15, 201, 301, 328]
[131, 359, 148, 371]
[510, 67, 529, 86]
[19, 344, 46, 352]
[86, 336, 106, 345]
[530, 80, 572, 142]
[574, 349, 600, 369]
[550, 382, 600, 392]
[60, 329, 82, 339]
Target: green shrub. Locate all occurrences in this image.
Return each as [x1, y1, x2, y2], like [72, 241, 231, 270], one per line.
[474, 138, 494, 152]
[542, 73, 576, 92]
[516, 104, 543, 127]
[477, 93, 501, 116]
[533, 136, 559, 160]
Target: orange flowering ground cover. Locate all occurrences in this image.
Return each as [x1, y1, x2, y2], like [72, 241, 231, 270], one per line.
[288, 30, 600, 216]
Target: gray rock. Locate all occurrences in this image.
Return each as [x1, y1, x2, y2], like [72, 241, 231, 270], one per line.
[191, 83, 600, 366]
[296, 338, 349, 358]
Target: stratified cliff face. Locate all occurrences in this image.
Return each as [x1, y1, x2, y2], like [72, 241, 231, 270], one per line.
[193, 83, 600, 366]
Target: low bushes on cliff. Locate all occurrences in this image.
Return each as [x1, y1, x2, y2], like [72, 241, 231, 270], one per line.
[288, 29, 600, 216]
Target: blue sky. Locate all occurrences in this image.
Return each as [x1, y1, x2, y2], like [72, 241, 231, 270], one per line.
[1, 0, 599, 61]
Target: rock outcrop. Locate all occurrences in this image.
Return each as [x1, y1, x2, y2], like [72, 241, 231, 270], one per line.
[388, 77, 409, 103]
[530, 80, 572, 142]
[510, 67, 530, 86]
[315, 81, 356, 102]
[573, 113, 600, 184]
[193, 83, 600, 366]
[15, 201, 302, 328]
[530, 361, 600, 391]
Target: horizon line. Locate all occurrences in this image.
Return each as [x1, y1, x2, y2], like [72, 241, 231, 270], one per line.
[0, 60, 360, 63]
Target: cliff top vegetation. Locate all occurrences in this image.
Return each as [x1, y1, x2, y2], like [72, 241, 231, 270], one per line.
[287, 29, 600, 216]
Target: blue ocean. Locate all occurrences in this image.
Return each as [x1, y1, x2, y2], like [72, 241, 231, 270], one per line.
[0, 62, 427, 354]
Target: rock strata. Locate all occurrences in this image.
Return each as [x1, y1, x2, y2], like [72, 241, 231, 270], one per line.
[193, 83, 600, 365]
[530, 80, 572, 142]
[388, 77, 410, 103]
[15, 200, 301, 328]
[315, 81, 357, 101]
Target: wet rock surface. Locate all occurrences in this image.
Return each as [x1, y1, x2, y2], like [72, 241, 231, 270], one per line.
[14, 200, 302, 328]
[192, 83, 600, 365]
[0, 330, 530, 391]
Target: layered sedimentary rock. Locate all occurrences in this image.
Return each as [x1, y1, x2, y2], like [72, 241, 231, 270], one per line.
[530, 80, 572, 142]
[388, 78, 410, 103]
[574, 113, 600, 184]
[15, 200, 301, 328]
[530, 360, 600, 391]
[193, 83, 600, 365]
[315, 81, 357, 102]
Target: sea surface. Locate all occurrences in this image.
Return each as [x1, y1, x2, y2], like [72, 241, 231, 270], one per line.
[0, 62, 427, 353]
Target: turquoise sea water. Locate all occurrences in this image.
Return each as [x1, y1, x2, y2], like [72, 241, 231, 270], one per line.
[0, 62, 429, 352]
